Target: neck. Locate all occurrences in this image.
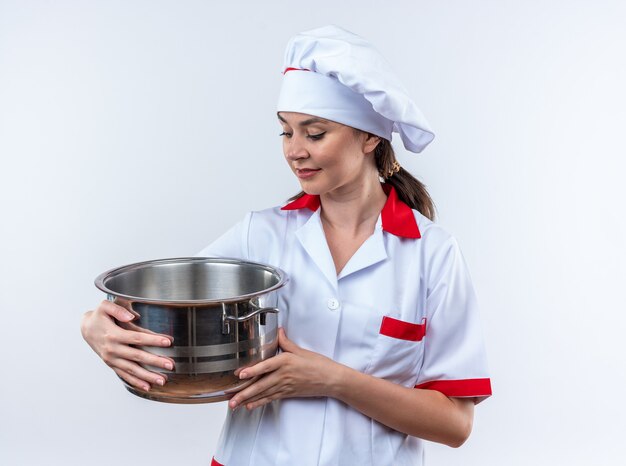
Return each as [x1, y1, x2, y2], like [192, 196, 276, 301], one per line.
[319, 178, 387, 235]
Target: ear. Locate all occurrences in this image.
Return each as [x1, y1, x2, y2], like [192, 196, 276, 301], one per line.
[362, 133, 381, 154]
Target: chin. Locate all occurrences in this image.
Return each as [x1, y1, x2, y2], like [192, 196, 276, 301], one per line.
[298, 180, 323, 196]
[301, 187, 322, 195]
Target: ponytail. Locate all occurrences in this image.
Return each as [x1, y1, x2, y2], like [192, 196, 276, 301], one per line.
[375, 138, 436, 221]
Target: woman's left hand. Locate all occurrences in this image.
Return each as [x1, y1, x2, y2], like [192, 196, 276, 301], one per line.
[229, 327, 343, 411]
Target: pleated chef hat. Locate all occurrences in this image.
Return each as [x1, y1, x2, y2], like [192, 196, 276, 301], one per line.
[277, 25, 435, 153]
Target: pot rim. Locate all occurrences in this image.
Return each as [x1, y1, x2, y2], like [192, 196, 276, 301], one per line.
[94, 256, 288, 306]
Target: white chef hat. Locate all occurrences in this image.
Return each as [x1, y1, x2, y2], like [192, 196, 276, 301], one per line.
[277, 25, 435, 153]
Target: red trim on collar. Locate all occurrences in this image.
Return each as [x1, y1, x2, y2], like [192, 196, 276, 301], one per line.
[381, 184, 421, 239]
[280, 185, 421, 239]
[281, 193, 321, 211]
[283, 67, 310, 74]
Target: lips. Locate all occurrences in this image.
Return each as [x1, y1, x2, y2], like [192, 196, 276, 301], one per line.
[295, 168, 321, 179]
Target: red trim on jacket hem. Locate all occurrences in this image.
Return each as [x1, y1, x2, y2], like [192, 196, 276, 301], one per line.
[380, 316, 426, 341]
[414, 378, 492, 399]
[281, 185, 421, 239]
[211, 457, 224, 466]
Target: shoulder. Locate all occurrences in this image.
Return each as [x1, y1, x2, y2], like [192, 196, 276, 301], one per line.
[244, 203, 313, 263]
[197, 200, 313, 262]
[249, 204, 290, 224]
[412, 209, 458, 251]
[248, 201, 315, 231]
[195, 204, 290, 259]
[411, 209, 469, 277]
[247, 204, 293, 234]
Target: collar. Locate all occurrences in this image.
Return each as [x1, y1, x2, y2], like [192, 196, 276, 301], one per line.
[281, 184, 421, 239]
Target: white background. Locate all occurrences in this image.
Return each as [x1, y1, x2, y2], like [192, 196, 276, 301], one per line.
[1, 1, 625, 465]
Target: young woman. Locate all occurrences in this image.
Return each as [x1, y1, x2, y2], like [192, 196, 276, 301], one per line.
[81, 25, 491, 465]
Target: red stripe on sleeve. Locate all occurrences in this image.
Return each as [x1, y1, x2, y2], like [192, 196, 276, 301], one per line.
[211, 457, 224, 466]
[414, 378, 492, 398]
[379, 316, 426, 341]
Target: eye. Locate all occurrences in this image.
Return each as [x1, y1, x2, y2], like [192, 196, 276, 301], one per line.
[279, 131, 292, 138]
[308, 132, 326, 141]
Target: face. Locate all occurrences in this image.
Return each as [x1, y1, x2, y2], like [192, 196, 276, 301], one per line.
[278, 112, 380, 196]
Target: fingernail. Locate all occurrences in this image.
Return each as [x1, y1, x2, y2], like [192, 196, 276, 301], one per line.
[142, 384, 150, 391]
[161, 339, 171, 346]
[164, 361, 173, 370]
[239, 372, 248, 379]
[229, 400, 238, 409]
[124, 312, 134, 320]
[155, 378, 165, 386]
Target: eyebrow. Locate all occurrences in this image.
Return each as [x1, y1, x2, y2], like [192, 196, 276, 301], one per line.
[277, 114, 330, 127]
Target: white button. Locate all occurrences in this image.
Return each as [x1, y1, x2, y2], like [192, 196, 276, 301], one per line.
[327, 298, 340, 310]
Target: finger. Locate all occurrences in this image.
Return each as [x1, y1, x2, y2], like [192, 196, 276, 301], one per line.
[231, 378, 275, 406]
[96, 325, 173, 371]
[238, 355, 284, 379]
[243, 387, 286, 408]
[245, 395, 278, 411]
[118, 326, 173, 348]
[112, 367, 152, 392]
[234, 363, 256, 377]
[119, 320, 174, 343]
[277, 327, 301, 354]
[98, 301, 174, 345]
[116, 345, 175, 371]
[111, 358, 167, 387]
[98, 300, 135, 322]
[230, 373, 282, 408]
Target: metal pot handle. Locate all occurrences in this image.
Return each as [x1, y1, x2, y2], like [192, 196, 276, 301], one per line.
[222, 301, 279, 333]
[223, 301, 279, 322]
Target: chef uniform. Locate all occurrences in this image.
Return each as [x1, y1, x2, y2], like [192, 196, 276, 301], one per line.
[199, 25, 492, 466]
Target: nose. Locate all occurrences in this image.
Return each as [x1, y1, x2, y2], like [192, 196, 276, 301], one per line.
[284, 134, 309, 161]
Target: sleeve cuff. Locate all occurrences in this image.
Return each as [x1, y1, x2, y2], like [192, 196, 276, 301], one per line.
[414, 378, 492, 404]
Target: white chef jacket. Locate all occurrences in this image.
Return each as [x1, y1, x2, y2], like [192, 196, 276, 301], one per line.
[198, 185, 491, 466]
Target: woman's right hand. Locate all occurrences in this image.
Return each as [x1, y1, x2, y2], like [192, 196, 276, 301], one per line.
[80, 300, 175, 392]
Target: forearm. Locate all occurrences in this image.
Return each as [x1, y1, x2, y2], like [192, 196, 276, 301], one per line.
[328, 365, 474, 447]
[230, 331, 475, 447]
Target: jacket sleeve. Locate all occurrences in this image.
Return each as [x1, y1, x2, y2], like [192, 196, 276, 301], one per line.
[195, 212, 252, 260]
[414, 236, 492, 404]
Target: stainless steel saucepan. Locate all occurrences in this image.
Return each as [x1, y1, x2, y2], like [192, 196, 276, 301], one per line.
[94, 257, 288, 404]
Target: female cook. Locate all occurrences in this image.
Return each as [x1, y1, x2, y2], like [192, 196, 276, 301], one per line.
[81, 25, 491, 465]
